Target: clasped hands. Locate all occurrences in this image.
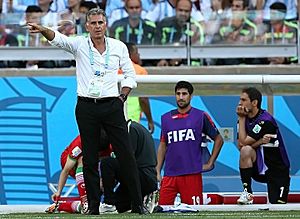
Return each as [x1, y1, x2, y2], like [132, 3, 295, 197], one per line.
[236, 105, 249, 117]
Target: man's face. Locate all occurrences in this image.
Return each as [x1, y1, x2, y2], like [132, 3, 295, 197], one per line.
[176, 0, 192, 25]
[238, 92, 253, 114]
[85, 14, 107, 39]
[25, 12, 42, 23]
[231, 0, 244, 11]
[126, 0, 142, 20]
[176, 88, 192, 109]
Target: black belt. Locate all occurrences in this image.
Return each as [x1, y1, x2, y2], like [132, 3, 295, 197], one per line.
[77, 96, 115, 103]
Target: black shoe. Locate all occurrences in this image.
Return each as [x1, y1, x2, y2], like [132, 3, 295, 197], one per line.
[131, 205, 149, 214]
[87, 202, 100, 215]
[152, 205, 163, 213]
[86, 209, 99, 215]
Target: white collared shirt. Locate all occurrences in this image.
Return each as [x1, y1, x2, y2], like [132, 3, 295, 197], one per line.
[49, 31, 137, 98]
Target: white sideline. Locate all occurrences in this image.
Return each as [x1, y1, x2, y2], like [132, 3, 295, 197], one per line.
[0, 205, 49, 214]
[160, 204, 300, 211]
[1, 204, 300, 214]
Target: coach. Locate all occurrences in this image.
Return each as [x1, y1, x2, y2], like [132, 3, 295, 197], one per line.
[27, 8, 144, 215]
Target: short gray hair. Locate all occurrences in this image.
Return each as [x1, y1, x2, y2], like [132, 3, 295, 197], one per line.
[86, 8, 106, 22]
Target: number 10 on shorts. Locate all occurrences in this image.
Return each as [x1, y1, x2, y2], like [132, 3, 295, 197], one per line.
[192, 196, 201, 205]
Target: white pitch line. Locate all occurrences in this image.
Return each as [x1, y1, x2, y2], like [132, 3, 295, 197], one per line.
[160, 204, 300, 211]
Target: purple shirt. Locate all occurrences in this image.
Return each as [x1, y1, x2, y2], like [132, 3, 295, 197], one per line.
[245, 110, 290, 174]
[161, 107, 219, 176]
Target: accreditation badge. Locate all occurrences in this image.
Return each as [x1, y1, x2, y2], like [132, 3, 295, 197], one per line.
[87, 75, 104, 98]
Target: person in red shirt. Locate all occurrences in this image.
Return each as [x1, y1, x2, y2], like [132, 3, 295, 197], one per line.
[46, 130, 111, 214]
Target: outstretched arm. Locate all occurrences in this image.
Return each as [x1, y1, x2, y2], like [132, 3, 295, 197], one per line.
[27, 22, 55, 41]
[52, 156, 77, 202]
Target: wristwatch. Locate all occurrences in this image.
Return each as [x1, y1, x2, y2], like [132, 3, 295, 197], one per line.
[119, 93, 127, 102]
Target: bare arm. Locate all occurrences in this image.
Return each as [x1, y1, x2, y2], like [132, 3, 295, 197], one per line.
[27, 22, 55, 41]
[236, 105, 257, 148]
[246, 134, 275, 149]
[156, 141, 166, 182]
[138, 97, 154, 134]
[52, 156, 77, 202]
[203, 134, 223, 171]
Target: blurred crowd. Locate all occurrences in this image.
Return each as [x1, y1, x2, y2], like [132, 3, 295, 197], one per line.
[0, 0, 299, 67]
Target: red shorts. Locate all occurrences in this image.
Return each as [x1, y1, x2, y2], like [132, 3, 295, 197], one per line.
[158, 174, 203, 205]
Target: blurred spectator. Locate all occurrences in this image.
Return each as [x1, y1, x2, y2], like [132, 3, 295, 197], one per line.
[263, 0, 297, 20]
[105, 0, 124, 16]
[80, 1, 99, 14]
[204, 0, 232, 65]
[60, 0, 81, 22]
[59, 0, 82, 34]
[264, 2, 297, 44]
[1, 0, 15, 13]
[95, 0, 107, 10]
[205, 0, 230, 44]
[192, 0, 212, 21]
[0, 24, 22, 68]
[18, 5, 46, 47]
[75, 1, 99, 35]
[34, 0, 64, 27]
[18, 5, 56, 69]
[155, 0, 205, 66]
[145, 0, 205, 23]
[58, 21, 76, 36]
[107, 0, 147, 27]
[245, 0, 264, 10]
[215, 0, 257, 44]
[105, 0, 156, 16]
[110, 0, 156, 45]
[1, 0, 66, 14]
[56, 19, 76, 67]
[214, 0, 268, 65]
[264, 2, 298, 64]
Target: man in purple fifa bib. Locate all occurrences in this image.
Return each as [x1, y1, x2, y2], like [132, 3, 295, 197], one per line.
[236, 87, 290, 204]
[156, 81, 224, 206]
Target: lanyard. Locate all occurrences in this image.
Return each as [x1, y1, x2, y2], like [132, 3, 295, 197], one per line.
[169, 27, 175, 43]
[126, 21, 143, 45]
[88, 36, 110, 76]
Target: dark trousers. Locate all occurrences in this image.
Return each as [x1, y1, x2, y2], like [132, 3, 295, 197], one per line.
[75, 97, 142, 214]
[101, 157, 157, 213]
